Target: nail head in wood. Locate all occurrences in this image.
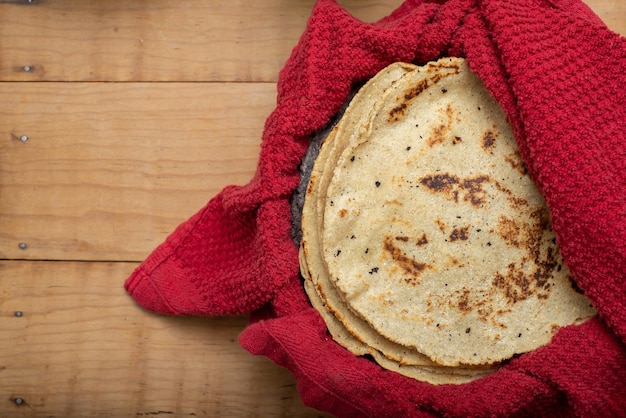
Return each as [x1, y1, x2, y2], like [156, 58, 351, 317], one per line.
[18, 243, 28, 250]
[20, 135, 29, 142]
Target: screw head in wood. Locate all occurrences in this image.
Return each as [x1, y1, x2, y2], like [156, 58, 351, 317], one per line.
[20, 135, 29, 142]
[23, 66, 32, 72]
[18, 243, 28, 250]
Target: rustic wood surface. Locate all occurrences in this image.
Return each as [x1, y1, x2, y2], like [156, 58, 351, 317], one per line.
[0, 0, 623, 417]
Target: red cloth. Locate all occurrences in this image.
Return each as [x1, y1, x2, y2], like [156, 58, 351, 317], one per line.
[125, 0, 626, 416]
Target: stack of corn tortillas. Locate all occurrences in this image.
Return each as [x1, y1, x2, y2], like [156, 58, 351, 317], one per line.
[297, 57, 596, 385]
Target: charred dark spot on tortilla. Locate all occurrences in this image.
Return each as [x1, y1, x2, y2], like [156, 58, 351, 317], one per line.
[419, 173, 490, 207]
[388, 67, 459, 122]
[416, 233, 429, 246]
[351, 235, 356, 239]
[383, 236, 430, 285]
[350, 155, 355, 162]
[568, 276, 585, 294]
[531, 207, 551, 231]
[431, 62, 461, 73]
[452, 136, 462, 145]
[365, 248, 369, 254]
[389, 102, 408, 121]
[404, 79, 430, 102]
[492, 250, 557, 304]
[368, 267, 379, 274]
[482, 130, 496, 152]
[420, 173, 459, 193]
[461, 175, 490, 206]
[465, 327, 471, 334]
[375, 181, 381, 188]
[441, 88, 448, 93]
[449, 226, 469, 242]
[406, 146, 412, 151]
[335, 250, 341, 257]
[395, 236, 409, 242]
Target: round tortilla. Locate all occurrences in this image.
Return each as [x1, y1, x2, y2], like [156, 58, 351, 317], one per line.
[320, 58, 596, 366]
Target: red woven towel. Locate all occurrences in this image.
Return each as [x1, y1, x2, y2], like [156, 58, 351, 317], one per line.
[125, 0, 626, 416]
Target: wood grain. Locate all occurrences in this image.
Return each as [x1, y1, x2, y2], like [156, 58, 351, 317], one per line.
[0, 0, 621, 84]
[0, 0, 405, 82]
[0, 260, 330, 417]
[0, 82, 272, 261]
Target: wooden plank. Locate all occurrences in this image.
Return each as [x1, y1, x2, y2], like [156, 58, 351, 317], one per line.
[0, 0, 405, 82]
[0, 82, 272, 261]
[0, 0, 621, 83]
[0, 260, 331, 417]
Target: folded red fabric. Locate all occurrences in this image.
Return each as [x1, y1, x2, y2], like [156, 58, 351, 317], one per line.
[125, 0, 626, 416]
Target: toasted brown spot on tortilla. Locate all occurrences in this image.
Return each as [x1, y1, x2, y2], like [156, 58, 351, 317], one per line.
[307, 175, 316, 195]
[420, 173, 459, 195]
[420, 174, 490, 207]
[383, 236, 430, 285]
[449, 226, 470, 242]
[427, 104, 454, 147]
[461, 175, 490, 207]
[497, 216, 522, 247]
[482, 130, 496, 152]
[456, 288, 472, 313]
[388, 65, 460, 123]
[416, 233, 429, 246]
[434, 218, 447, 232]
[504, 151, 528, 175]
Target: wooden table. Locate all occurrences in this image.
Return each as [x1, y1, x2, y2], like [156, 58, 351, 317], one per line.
[1, 1, 624, 416]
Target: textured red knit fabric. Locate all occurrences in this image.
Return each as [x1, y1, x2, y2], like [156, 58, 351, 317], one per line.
[125, 0, 626, 416]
